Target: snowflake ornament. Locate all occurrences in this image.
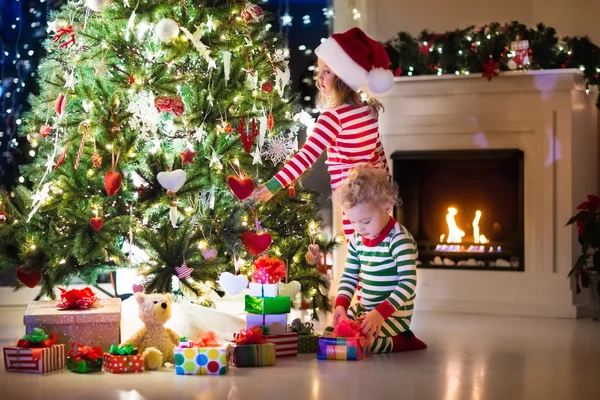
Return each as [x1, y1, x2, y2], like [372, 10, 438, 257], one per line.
[127, 91, 161, 138]
[265, 133, 296, 165]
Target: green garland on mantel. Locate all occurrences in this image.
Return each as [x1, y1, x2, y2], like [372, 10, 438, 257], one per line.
[383, 21, 600, 107]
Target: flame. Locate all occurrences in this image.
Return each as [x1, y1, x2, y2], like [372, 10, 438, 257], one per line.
[445, 207, 465, 243]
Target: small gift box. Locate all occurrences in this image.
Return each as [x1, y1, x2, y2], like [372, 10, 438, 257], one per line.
[246, 313, 287, 335]
[24, 288, 121, 353]
[232, 327, 276, 368]
[244, 295, 290, 315]
[248, 282, 279, 298]
[3, 328, 66, 373]
[174, 332, 231, 376]
[288, 318, 320, 353]
[317, 318, 369, 361]
[265, 333, 298, 357]
[103, 344, 144, 373]
[251, 255, 286, 285]
[66, 342, 103, 373]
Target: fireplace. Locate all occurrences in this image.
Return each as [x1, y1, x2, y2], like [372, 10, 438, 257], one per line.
[391, 149, 524, 271]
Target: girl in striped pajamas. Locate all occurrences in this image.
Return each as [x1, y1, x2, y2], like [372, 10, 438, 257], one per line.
[327, 166, 427, 353]
[253, 27, 394, 240]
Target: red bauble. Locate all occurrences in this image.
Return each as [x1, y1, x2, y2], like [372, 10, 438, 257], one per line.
[242, 231, 272, 256]
[90, 217, 104, 232]
[16, 266, 42, 288]
[227, 175, 255, 201]
[104, 170, 122, 196]
[40, 125, 51, 138]
[261, 82, 273, 93]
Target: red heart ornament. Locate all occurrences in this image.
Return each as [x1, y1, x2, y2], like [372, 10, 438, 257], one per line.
[242, 231, 272, 256]
[104, 170, 122, 196]
[40, 125, 51, 138]
[228, 175, 255, 201]
[90, 217, 104, 232]
[16, 266, 42, 288]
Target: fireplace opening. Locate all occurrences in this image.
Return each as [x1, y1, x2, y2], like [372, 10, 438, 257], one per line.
[391, 149, 524, 271]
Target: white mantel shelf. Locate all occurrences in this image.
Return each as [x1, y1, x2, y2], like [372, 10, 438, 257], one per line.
[332, 69, 599, 319]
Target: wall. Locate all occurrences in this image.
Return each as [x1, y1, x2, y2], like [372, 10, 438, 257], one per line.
[333, 0, 600, 44]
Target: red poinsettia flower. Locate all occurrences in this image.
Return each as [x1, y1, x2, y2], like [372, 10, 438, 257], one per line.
[576, 195, 600, 212]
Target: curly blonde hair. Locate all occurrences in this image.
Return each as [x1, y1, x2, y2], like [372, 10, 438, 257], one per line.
[334, 165, 400, 210]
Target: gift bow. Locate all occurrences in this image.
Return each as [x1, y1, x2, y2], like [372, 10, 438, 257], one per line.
[179, 331, 221, 348]
[251, 254, 286, 284]
[57, 287, 98, 310]
[288, 318, 314, 335]
[16, 328, 58, 348]
[68, 342, 103, 361]
[333, 317, 362, 338]
[233, 326, 266, 345]
[109, 344, 138, 356]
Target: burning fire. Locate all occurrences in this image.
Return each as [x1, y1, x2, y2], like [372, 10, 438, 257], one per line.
[436, 207, 490, 253]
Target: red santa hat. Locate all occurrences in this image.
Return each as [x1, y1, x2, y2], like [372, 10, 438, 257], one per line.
[315, 27, 394, 94]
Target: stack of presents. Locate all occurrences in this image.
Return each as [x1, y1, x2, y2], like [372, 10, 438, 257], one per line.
[3, 256, 370, 376]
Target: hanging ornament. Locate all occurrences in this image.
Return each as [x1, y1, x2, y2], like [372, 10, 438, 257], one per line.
[53, 25, 76, 49]
[110, 110, 121, 134]
[278, 280, 302, 299]
[179, 148, 197, 165]
[54, 144, 70, 170]
[92, 152, 102, 168]
[155, 18, 180, 43]
[237, 117, 258, 153]
[104, 151, 122, 196]
[228, 172, 255, 201]
[39, 125, 51, 139]
[56, 93, 67, 116]
[0, 193, 7, 223]
[223, 50, 232, 86]
[86, 0, 111, 12]
[305, 222, 322, 265]
[82, 100, 93, 113]
[242, 209, 272, 256]
[510, 40, 530, 70]
[274, 67, 291, 97]
[74, 121, 88, 170]
[175, 263, 193, 279]
[267, 113, 274, 131]
[241, 2, 264, 23]
[157, 169, 187, 193]
[16, 266, 42, 288]
[289, 183, 295, 197]
[217, 121, 233, 134]
[482, 58, 500, 81]
[169, 203, 179, 228]
[127, 74, 135, 85]
[0, 211, 6, 224]
[218, 271, 248, 296]
[90, 210, 104, 232]
[132, 283, 144, 293]
[154, 96, 185, 116]
[202, 248, 218, 260]
[261, 81, 273, 93]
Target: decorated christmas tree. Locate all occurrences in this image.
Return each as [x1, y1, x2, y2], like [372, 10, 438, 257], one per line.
[0, 0, 337, 317]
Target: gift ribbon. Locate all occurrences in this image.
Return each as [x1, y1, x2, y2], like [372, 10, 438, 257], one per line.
[16, 328, 58, 348]
[234, 327, 266, 345]
[332, 317, 362, 338]
[68, 342, 103, 362]
[288, 318, 314, 335]
[57, 287, 98, 310]
[252, 254, 286, 284]
[109, 344, 138, 356]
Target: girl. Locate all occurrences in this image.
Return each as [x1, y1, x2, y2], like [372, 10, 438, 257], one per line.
[253, 27, 394, 240]
[329, 165, 427, 353]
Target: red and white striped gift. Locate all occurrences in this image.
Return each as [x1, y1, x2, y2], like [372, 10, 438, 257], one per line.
[3, 344, 66, 373]
[265, 333, 298, 358]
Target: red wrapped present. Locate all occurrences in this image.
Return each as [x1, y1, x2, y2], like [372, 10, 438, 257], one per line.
[3, 328, 66, 373]
[103, 344, 144, 373]
[265, 332, 298, 357]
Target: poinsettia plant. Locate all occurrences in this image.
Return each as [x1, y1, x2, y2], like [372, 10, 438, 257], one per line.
[566, 195, 600, 291]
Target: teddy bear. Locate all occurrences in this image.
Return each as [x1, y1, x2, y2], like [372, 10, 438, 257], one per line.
[123, 292, 180, 370]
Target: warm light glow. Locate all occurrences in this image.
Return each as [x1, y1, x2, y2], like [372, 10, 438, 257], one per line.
[473, 210, 481, 243]
[445, 207, 465, 243]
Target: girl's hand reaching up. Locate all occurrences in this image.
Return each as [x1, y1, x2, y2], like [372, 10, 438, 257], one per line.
[252, 184, 274, 203]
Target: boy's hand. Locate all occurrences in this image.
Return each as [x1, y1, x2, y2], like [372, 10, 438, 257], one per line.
[360, 309, 384, 337]
[252, 184, 274, 203]
[333, 305, 347, 326]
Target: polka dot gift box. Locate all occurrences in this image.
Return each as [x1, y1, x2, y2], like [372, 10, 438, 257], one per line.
[174, 332, 231, 376]
[103, 344, 144, 374]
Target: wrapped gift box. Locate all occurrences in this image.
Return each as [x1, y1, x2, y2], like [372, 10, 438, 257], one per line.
[103, 354, 144, 373]
[233, 342, 276, 367]
[317, 335, 369, 361]
[24, 298, 121, 353]
[246, 313, 287, 335]
[265, 333, 298, 357]
[244, 295, 290, 315]
[297, 335, 320, 353]
[248, 282, 279, 298]
[174, 344, 231, 375]
[3, 344, 65, 373]
[67, 357, 103, 373]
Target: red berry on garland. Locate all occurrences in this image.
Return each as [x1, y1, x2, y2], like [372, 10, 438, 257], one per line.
[90, 216, 104, 232]
[262, 81, 273, 93]
[40, 125, 51, 138]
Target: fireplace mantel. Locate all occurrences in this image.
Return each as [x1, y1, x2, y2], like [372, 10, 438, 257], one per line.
[332, 69, 598, 318]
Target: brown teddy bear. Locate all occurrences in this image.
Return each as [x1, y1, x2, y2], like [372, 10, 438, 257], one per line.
[123, 292, 180, 370]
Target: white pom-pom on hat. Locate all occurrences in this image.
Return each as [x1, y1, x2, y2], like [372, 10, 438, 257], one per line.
[368, 68, 394, 94]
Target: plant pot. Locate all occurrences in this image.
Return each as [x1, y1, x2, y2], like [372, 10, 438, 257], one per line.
[589, 273, 600, 321]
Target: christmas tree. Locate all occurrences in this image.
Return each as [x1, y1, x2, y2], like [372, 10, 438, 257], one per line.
[0, 0, 337, 317]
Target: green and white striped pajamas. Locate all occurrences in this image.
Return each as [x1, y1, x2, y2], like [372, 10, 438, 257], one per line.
[331, 218, 418, 353]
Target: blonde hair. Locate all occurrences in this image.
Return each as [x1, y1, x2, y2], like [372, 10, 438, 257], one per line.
[334, 165, 400, 210]
[315, 72, 385, 117]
